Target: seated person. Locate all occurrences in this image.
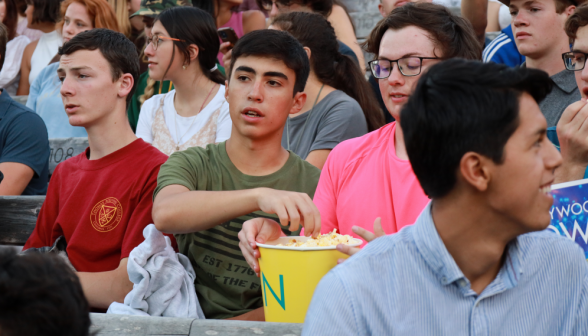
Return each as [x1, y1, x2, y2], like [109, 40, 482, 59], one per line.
[0, 0, 31, 96]
[152, 29, 321, 320]
[271, 12, 384, 169]
[0, 248, 91, 336]
[136, 7, 231, 156]
[551, 3, 588, 183]
[24, 29, 171, 310]
[17, 0, 62, 96]
[27, 0, 120, 139]
[0, 22, 49, 196]
[303, 59, 588, 335]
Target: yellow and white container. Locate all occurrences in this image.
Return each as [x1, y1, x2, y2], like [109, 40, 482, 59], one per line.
[256, 236, 362, 323]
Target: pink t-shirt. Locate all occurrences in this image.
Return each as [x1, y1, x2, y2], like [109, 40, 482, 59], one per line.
[217, 12, 244, 66]
[312, 122, 430, 245]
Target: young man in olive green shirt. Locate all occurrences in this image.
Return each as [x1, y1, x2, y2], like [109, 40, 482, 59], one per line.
[152, 30, 321, 321]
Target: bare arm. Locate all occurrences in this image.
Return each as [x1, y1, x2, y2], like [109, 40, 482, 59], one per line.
[486, 1, 502, 32]
[328, 5, 365, 69]
[0, 162, 34, 195]
[16, 41, 37, 96]
[461, 0, 488, 47]
[305, 149, 331, 170]
[153, 185, 321, 236]
[77, 258, 133, 309]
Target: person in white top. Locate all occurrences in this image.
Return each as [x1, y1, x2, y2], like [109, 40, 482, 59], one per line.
[17, 0, 62, 95]
[136, 6, 231, 156]
[0, 34, 29, 95]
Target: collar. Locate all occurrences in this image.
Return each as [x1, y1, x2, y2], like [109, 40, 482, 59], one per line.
[413, 202, 524, 292]
[550, 69, 578, 94]
[0, 89, 14, 120]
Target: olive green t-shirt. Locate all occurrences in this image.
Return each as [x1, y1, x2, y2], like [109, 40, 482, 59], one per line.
[154, 142, 321, 319]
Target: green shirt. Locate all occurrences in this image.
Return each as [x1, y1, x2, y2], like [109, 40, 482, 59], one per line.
[154, 142, 321, 319]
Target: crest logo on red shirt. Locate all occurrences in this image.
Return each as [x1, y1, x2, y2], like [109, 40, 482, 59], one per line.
[90, 197, 123, 232]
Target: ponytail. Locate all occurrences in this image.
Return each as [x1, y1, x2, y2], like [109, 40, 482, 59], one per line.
[139, 78, 157, 107]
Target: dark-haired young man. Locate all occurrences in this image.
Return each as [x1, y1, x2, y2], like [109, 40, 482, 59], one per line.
[505, 0, 580, 126]
[0, 22, 49, 196]
[24, 29, 171, 310]
[303, 60, 588, 335]
[152, 29, 321, 321]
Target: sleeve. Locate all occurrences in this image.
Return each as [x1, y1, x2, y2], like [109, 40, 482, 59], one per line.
[23, 166, 62, 249]
[0, 36, 30, 88]
[309, 98, 368, 153]
[302, 270, 362, 336]
[572, 263, 588, 335]
[135, 96, 156, 144]
[215, 101, 232, 143]
[0, 111, 49, 177]
[313, 145, 344, 234]
[153, 149, 205, 199]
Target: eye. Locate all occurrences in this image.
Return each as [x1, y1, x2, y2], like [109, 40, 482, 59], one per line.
[78, 74, 88, 79]
[530, 7, 539, 13]
[58, 76, 65, 83]
[268, 80, 281, 86]
[237, 75, 250, 82]
[510, 10, 518, 16]
[77, 22, 84, 27]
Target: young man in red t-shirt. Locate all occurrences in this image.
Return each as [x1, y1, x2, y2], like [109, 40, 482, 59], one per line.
[24, 29, 169, 309]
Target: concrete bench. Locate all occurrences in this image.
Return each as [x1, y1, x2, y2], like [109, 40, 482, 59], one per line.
[90, 314, 303, 336]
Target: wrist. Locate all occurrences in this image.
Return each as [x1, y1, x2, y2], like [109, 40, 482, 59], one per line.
[555, 162, 587, 184]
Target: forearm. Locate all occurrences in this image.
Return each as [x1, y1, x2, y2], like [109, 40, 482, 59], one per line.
[554, 162, 587, 184]
[153, 188, 262, 234]
[461, 0, 488, 46]
[77, 266, 132, 309]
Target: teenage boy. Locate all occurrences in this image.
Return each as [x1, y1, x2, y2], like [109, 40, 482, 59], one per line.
[0, 23, 49, 196]
[152, 29, 321, 320]
[303, 59, 588, 335]
[24, 29, 170, 310]
[552, 4, 588, 182]
[505, 0, 580, 126]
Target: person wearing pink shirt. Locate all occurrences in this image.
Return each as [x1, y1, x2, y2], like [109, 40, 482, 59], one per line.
[237, 3, 483, 274]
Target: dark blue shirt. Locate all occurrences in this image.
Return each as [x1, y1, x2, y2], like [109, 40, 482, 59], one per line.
[338, 40, 359, 66]
[0, 89, 49, 195]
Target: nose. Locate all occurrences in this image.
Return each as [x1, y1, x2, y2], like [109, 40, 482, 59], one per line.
[545, 139, 563, 172]
[386, 62, 405, 87]
[144, 40, 155, 57]
[512, 11, 528, 27]
[60, 75, 75, 97]
[270, 3, 279, 18]
[247, 80, 263, 103]
[64, 22, 75, 36]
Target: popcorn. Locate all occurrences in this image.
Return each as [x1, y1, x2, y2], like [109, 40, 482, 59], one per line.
[276, 229, 354, 247]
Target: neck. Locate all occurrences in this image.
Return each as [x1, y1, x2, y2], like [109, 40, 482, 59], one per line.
[431, 192, 521, 294]
[291, 72, 335, 118]
[215, 2, 234, 27]
[394, 121, 408, 160]
[225, 128, 290, 176]
[85, 104, 137, 160]
[170, 67, 217, 117]
[525, 40, 569, 76]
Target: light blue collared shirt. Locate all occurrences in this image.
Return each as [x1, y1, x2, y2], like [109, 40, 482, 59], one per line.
[303, 203, 588, 336]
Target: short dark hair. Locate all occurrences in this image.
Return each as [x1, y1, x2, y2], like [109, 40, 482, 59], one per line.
[0, 23, 7, 71]
[365, 3, 482, 60]
[25, 0, 62, 24]
[566, 3, 588, 44]
[0, 248, 91, 336]
[256, 0, 333, 17]
[401, 59, 552, 198]
[229, 29, 310, 95]
[59, 29, 140, 107]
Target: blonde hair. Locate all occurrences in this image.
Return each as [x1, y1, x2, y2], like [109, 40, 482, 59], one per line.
[107, 0, 131, 37]
[139, 78, 157, 106]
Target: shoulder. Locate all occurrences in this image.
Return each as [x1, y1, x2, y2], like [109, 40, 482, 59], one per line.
[329, 4, 349, 19]
[518, 230, 588, 270]
[135, 139, 169, 165]
[23, 39, 39, 56]
[9, 35, 31, 49]
[483, 33, 512, 61]
[141, 92, 167, 111]
[242, 10, 265, 21]
[37, 62, 59, 79]
[3, 98, 44, 126]
[328, 122, 394, 163]
[291, 152, 321, 176]
[167, 143, 217, 166]
[322, 90, 362, 112]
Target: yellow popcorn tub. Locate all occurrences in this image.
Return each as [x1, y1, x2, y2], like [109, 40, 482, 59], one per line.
[256, 235, 362, 323]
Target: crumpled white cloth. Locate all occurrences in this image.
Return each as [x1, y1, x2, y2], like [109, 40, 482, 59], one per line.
[107, 224, 205, 319]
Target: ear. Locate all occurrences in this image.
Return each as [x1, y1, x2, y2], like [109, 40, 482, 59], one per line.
[378, 3, 386, 18]
[303, 46, 311, 61]
[564, 5, 576, 17]
[117, 73, 134, 100]
[186, 44, 200, 64]
[459, 152, 492, 192]
[289, 91, 307, 115]
[224, 79, 230, 101]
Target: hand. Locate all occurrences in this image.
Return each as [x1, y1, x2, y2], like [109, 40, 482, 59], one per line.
[336, 218, 385, 263]
[556, 99, 588, 183]
[255, 188, 321, 236]
[220, 42, 233, 71]
[238, 217, 283, 277]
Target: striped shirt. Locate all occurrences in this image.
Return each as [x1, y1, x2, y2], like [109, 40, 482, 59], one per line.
[303, 202, 588, 335]
[483, 25, 525, 68]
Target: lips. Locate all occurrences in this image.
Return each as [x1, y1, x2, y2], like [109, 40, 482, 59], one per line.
[64, 104, 79, 114]
[515, 32, 531, 39]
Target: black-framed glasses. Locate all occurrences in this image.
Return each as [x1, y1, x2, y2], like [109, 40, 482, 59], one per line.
[148, 35, 185, 51]
[563, 51, 588, 71]
[369, 57, 440, 79]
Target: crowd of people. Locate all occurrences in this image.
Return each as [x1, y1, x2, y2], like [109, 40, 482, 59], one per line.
[1, 0, 588, 334]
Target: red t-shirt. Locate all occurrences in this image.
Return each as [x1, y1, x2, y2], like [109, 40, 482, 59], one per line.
[24, 138, 173, 272]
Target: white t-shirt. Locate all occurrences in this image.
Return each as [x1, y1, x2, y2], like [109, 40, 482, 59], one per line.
[0, 35, 30, 96]
[136, 85, 231, 146]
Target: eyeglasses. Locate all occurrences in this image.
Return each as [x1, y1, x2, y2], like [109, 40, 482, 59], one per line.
[260, 0, 290, 11]
[148, 35, 185, 51]
[369, 57, 440, 79]
[563, 51, 588, 71]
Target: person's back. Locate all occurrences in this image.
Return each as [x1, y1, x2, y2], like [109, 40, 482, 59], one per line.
[303, 59, 588, 336]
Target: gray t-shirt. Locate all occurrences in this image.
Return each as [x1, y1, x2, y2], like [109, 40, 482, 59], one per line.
[281, 90, 368, 159]
[539, 68, 580, 127]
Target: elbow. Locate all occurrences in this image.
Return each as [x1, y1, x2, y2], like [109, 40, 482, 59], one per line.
[152, 200, 174, 232]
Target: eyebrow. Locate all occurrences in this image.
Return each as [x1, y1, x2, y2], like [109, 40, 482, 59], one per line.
[379, 52, 425, 61]
[234, 66, 288, 80]
[56, 65, 92, 73]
